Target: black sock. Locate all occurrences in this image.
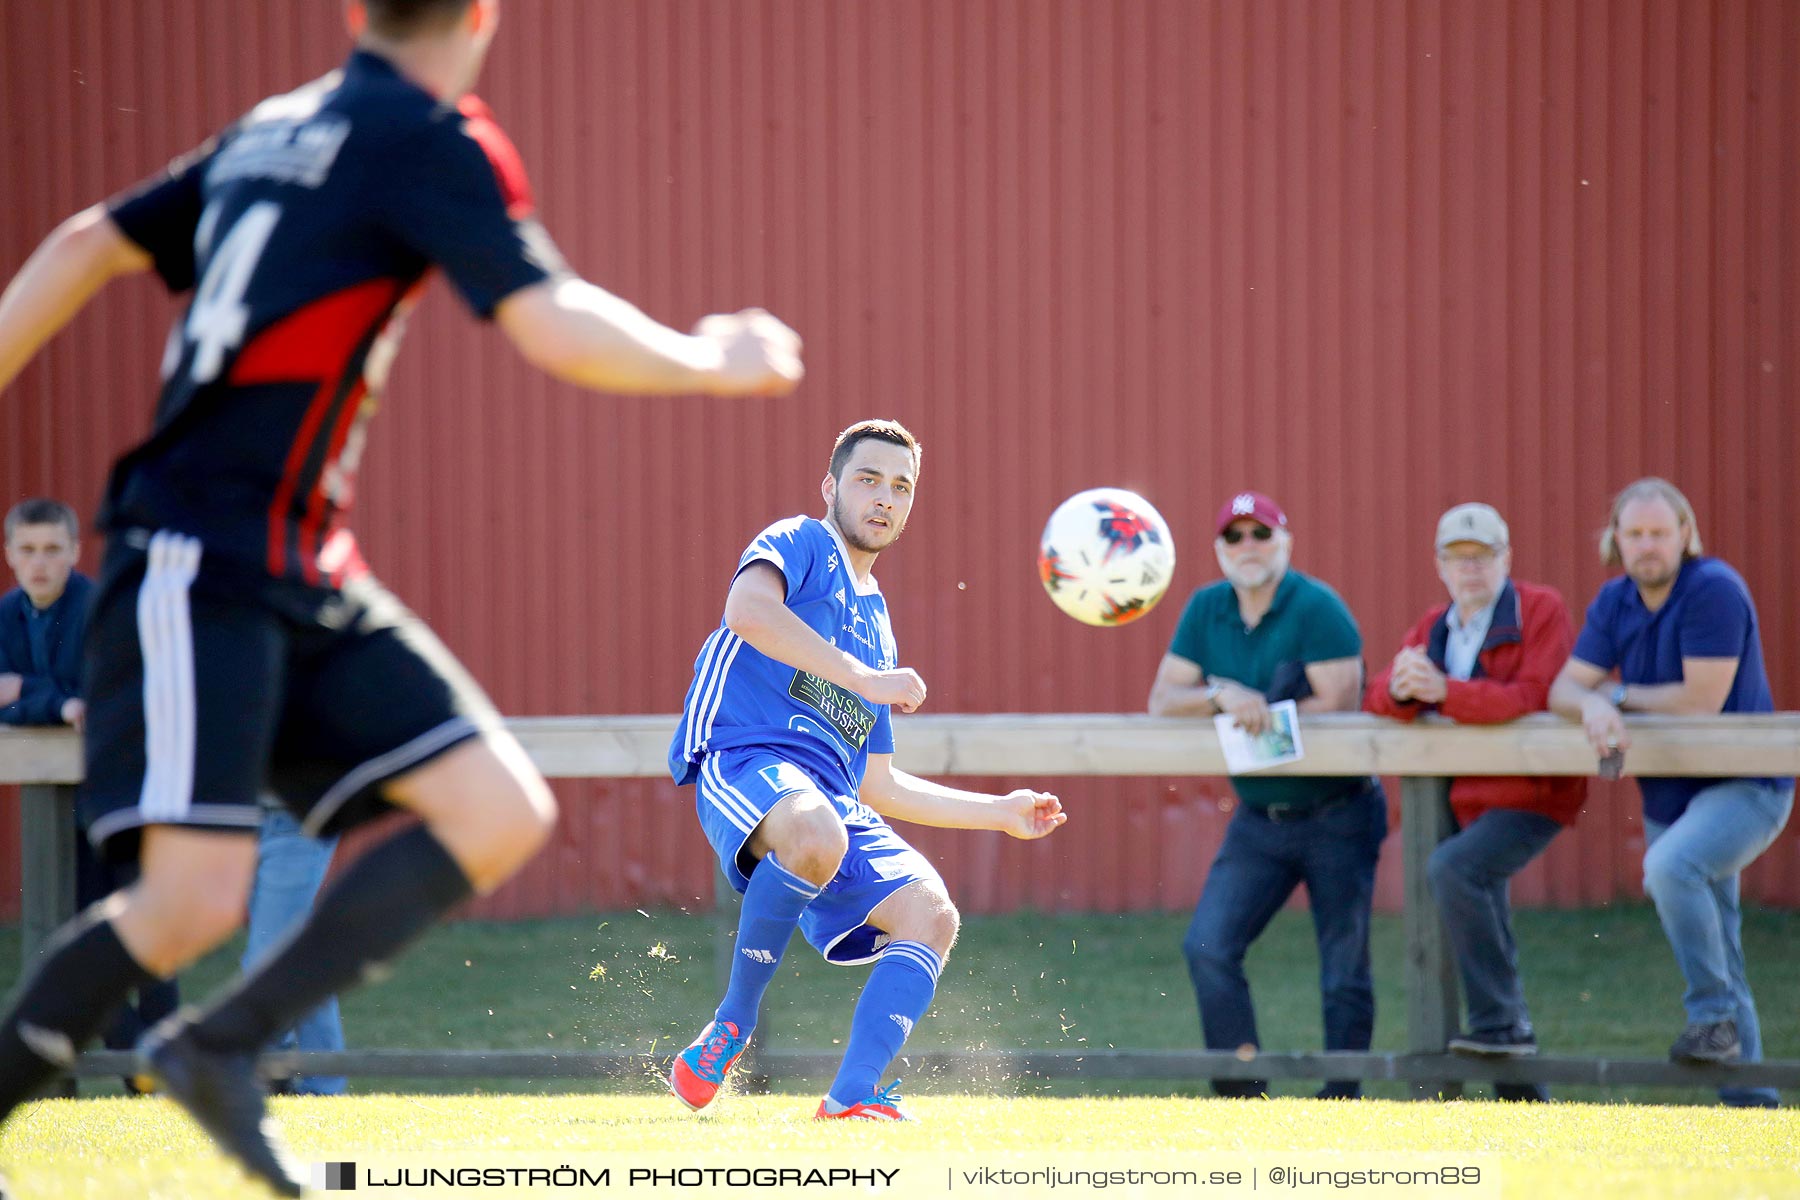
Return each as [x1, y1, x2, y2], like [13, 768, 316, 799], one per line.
[0, 909, 157, 1115]
[190, 825, 473, 1052]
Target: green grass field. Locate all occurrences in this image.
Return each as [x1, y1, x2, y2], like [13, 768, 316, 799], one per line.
[2, 905, 1797, 1196]
[23, 903, 1783, 1102]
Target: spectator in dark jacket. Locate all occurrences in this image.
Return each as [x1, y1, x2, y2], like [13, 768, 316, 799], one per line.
[1, 497, 176, 1090]
[1366, 503, 1583, 1099]
[0, 498, 91, 729]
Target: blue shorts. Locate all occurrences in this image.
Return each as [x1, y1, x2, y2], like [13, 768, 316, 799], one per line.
[695, 748, 943, 965]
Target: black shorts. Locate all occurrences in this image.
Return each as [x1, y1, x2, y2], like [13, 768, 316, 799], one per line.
[80, 530, 504, 859]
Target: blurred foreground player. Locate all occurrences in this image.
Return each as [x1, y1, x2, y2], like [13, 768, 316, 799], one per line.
[0, 0, 800, 1192]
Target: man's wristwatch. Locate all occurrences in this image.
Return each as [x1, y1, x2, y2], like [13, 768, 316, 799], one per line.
[1202, 682, 1224, 713]
[1608, 682, 1629, 709]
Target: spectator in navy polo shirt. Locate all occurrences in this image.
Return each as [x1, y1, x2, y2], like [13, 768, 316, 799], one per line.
[1549, 478, 1792, 1108]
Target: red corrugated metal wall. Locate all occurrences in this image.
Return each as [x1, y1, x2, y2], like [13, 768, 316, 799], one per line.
[1, 2, 1795, 919]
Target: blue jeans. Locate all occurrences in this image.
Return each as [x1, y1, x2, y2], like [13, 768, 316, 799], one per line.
[1183, 783, 1387, 1098]
[242, 807, 347, 1095]
[1643, 779, 1793, 1108]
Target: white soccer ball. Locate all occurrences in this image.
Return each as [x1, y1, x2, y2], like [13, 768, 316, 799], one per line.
[1037, 487, 1176, 627]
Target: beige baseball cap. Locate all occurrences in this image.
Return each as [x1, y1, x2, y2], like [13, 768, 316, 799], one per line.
[1435, 502, 1509, 550]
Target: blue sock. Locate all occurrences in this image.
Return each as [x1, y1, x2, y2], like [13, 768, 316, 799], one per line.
[714, 853, 820, 1037]
[827, 940, 943, 1106]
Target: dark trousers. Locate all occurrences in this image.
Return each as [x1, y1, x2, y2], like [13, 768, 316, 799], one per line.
[1428, 807, 1561, 1103]
[1182, 783, 1386, 1098]
[1428, 808, 1560, 1035]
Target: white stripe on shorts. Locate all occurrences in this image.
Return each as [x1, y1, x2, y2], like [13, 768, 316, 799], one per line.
[301, 716, 481, 838]
[88, 802, 264, 849]
[136, 531, 203, 822]
[699, 755, 760, 833]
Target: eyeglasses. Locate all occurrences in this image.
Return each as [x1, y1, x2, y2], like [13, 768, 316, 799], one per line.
[1437, 549, 1501, 567]
[1220, 526, 1275, 545]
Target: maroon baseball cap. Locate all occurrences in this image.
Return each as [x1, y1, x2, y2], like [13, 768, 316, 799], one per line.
[1214, 491, 1289, 537]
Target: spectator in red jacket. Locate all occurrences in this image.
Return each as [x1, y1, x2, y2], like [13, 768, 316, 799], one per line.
[1366, 503, 1584, 1096]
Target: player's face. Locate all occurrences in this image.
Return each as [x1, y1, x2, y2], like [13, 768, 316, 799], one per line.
[1213, 519, 1290, 590]
[1436, 540, 1510, 611]
[1615, 497, 1687, 591]
[825, 441, 917, 555]
[5, 523, 78, 609]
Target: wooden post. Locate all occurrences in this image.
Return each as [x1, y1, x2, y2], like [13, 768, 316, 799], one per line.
[20, 784, 79, 1098]
[1401, 775, 1460, 1100]
[20, 784, 77, 970]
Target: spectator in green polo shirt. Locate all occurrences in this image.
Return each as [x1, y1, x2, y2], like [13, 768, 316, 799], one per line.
[1149, 491, 1386, 1099]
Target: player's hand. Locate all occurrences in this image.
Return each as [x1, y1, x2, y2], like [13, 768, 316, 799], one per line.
[857, 667, 928, 713]
[0, 674, 21, 707]
[1580, 694, 1630, 756]
[1215, 681, 1272, 735]
[998, 789, 1066, 840]
[694, 309, 804, 396]
[60, 697, 85, 731]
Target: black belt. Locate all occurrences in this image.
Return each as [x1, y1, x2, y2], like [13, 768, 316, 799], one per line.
[1257, 785, 1369, 824]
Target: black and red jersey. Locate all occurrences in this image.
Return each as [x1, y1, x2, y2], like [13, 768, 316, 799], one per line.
[102, 49, 563, 587]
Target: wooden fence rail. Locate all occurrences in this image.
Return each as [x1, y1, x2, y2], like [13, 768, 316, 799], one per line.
[6, 712, 1798, 1096]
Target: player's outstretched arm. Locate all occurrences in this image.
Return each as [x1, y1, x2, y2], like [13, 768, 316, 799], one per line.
[496, 278, 802, 397]
[0, 206, 152, 394]
[859, 754, 1066, 840]
[724, 563, 928, 712]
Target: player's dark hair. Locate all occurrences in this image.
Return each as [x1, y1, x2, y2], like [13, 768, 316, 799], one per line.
[828, 419, 922, 481]
[3, 498, 78, 542]
[362, 0, 476, 40]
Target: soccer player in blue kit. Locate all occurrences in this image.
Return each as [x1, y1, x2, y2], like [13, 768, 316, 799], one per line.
[667, 419, 1067, 1121]
[0, 0, 799, 1193]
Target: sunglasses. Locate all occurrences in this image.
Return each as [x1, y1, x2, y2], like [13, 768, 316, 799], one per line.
[1220, 526, 1275, 544]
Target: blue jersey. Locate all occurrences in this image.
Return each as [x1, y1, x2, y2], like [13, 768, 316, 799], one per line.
[670, 516, 899, 797]
[1571, 556, 1788, 822]
[101, 49, 564, 587]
